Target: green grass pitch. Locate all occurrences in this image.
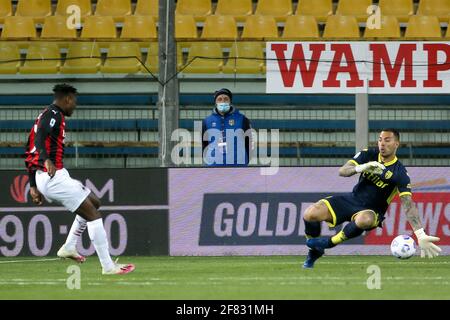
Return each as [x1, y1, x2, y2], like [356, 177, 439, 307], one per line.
[0, 256, 449, 299]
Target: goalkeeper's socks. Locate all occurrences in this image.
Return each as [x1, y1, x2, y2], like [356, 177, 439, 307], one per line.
[87, 218, 115, 271]
[331, 221, 365, 245]
[64, 215, 87, 251]
[304, 219, 321, 239]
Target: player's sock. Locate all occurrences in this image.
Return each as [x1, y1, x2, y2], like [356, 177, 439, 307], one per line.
[304, 219, 321, 239]
[64, 215, 87, 251]
[87, 218, 115, 271]
[331, 221, 365, 245]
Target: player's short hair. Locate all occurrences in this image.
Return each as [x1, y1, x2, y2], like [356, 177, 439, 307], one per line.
[382, 128, 400, 141]
[53, 83, 77, 99]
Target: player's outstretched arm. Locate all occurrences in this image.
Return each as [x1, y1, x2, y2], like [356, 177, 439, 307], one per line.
[338, 160, 358, 177]
[401, 194, 442, 258]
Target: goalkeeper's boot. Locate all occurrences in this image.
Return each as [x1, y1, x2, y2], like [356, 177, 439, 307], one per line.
[307, 237, 335, 251]
[102, 261, 135, 275]
[57, 244, 86, 263]
[303, 248, 324, 269]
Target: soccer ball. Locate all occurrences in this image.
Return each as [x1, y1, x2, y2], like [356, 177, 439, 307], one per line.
[390, 235, 416, 259]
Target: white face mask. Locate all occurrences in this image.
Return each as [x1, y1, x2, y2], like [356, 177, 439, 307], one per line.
[216, 102, 230, 113]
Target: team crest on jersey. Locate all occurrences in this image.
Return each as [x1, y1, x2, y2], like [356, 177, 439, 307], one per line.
[212, 122, 216, 127]
[384, 170, 393, 179]
[228, 119, 235, 126]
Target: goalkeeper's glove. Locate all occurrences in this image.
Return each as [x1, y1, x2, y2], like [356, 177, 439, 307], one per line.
[415, 228, 442, 258]
[355, 161, 385, 175]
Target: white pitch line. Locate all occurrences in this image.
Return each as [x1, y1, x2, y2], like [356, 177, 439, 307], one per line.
[0, 258, 60, 264]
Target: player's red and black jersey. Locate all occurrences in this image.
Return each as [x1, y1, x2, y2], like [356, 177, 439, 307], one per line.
[25, 104, 66, 185]
[349, 149, 412, 215]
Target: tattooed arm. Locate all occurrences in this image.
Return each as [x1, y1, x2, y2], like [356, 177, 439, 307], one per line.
[338, 161, 358, 177]
[400, 194, 422, 231]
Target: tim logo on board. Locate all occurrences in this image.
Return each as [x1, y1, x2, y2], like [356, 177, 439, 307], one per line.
[199, 193, 363, 245]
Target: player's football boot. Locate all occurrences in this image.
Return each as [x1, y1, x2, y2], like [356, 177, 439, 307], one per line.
[57, 245, 86, 263]
[303, 248, 324, 269]
[102, 263, 136, 275]
[306, 237, 335, 251]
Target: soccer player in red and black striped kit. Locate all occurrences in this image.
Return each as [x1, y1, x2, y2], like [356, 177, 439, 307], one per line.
[25, 84, 134, 275]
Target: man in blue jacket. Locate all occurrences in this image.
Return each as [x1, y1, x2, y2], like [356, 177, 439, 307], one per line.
[202, 88, 252, 166]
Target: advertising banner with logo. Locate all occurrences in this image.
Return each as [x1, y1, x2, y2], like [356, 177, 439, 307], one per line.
[169, 167, 449, 255]
[266, 42, 450, 94]
[0, 169, 168, 256]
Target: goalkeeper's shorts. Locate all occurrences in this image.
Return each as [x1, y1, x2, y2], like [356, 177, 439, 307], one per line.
[320, 194, 383, 228]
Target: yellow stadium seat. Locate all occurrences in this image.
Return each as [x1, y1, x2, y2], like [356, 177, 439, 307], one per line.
[143, 42, 159, 74]
[61, 42, 101, 74]
[363, 16, 401, 39]
[20, 43, 61, 74]
[242, 15, 279, 39]
[41, 16, 77, 39]
[201, 15, 237, 40]
[0, 42, 20, 74]
[81, 16, 117, 39]
[121, 15, 157, 39]
[296, 0, 333, 23]
[255, 0, 293, 21]
[1, 16, 36, 39]
[215, 0, 252, 22]
[135, 0, 158, 18]
[0, 0, 12, 24]
[175, 15, 198, 39]
[101, 43, 142, 73]
[176, 0, 211, 21]
[223, 42, 264, 74]
[336, 0, 372, 22]
[95, 0, 132, 21]
[378, 0, 414, 23]
[183, 42, 223, 73]
[323, 15, 360, 39]
[404, 15, 442, 39]
[143, 43, 184, 74]
[55, 0, 92, 19]
[16, 0, 52, 23]
[418, 0, 450, 22]
[282, 15, 319, 39]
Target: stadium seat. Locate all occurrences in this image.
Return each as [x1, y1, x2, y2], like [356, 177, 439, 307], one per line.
[95, 0, 132, 21]
[0, 0, 12, 24]
[295, 0, 333, 23]
[0, 42, 20, 74]
[81, 16, 117, 39]
[242, 15, 279, 39]
[143, 42, 159, 74]
[255, 0, 293, 21]
[101, 43, 142, 73]
[175, 0, 212, 21]
[417, 0, 450, 22]
[135, 0, 158, 18]
[1, 16, 36, 39]
[201, 15, 238, 40]
[282, 15, 320, 39]
[121, 15, 157, 39]
[15, 0, 52, 23]
[363, 16, 401, 39]
[61, 42, 101, 74]
[223, 42, 265, 74]
[55, 0, 92, 19]
[322, 15, 360, 39]
[175, 15, 198, 39]
[215, 0, 252, 22]
[336, 0, 372, 22]
[404, 15, 443, 39]
[41, 16, 78, 39]
[20, 43, 61, 74]
[378, 0, 414, 23]
[183, 42, 223, 73]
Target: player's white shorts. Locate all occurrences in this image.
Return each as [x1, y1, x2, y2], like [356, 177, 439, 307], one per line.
[35, 168, 91, 212]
